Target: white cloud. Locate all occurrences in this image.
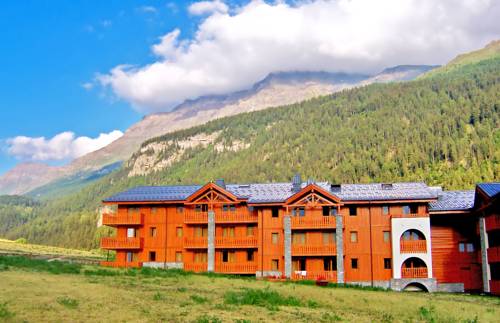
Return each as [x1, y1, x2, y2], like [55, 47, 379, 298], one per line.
[188, 0, 228, 15]
[99, 0, 500, 114]
[7, 130, 124, 162]
[138, 5, 157, 14]
[81, 82, 94, 91]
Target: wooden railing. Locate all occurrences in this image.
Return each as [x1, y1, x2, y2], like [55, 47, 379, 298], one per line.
[487, 247, 500, 263]
[184, 210, 208, 223]
[292, 244, 336, 256]
[490, 280, 500, 296]
[184, 262, 207, 272]
[486, 215, 500, 232]
[392, 213, 428, 218]
[102, 213, 143, 226]
[401, 267, 428, 278]
[183, 237, 208, 248]
[215, 262, 257, 274]
[215, 236, 258, 248]
[292, 271, 337, 282]
[400, 240, 427, 253]
[100, 237, 142, 250]
[291, 216, 336, 229]
[215, 211, 258, 223]
[100, 261, 142, 268]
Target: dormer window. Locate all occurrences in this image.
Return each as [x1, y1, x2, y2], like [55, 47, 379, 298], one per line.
[381, 183, 393, 190]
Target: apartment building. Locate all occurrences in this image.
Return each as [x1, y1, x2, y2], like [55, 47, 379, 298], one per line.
[100, 176, 499, 293]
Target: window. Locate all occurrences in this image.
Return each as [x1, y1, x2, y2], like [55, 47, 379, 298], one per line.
[402, 205, 410, 215]
[128, 207, 139, 215]
[175, 252, 183, 262]
[292, 207, 305, 217]
[149, 251, 156, 262]
[194, 252, 207, 263]
[271, 259, 279, 271]
[350, 231, 358, 243]
[384, 258, 392, 269]
[222, 250, 235, 263]
[292, 233, 306, 245]
[272, 233, 279, 244]
[195, 204, 208, 212]
[459, 242, 465, 252]
[382, 206, 389, 215]
[322, 206, 330, 216]
[247, 250, 255, 262]
[151, 207, 158, 215]
[127, 228, 136, 238]
[176, 227, 183, 238]
[410, 205, 419, 214]
[195, 226, 208, 237]
[293, 258, 306, 271]
[222, 204, 235, 212]
[323, 232, 336, 245]
[223, 226, 235, 237]
[126, 252, 137, 262]
[323, 257, 337, 271]
[247, 225, 255, 236]
[271, 207, 279, 218]
[383, 231, 391, 242]
[177, 206, 184, 214]
[351, 258, 358, 269]
[466, 243, 474, 252]
[149, 227, 157, 237]
[349, 206, 357, 216]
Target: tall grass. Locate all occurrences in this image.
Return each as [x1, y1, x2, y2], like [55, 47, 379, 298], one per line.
[0, 255, 81, 274]
[224, 287, 304, 308]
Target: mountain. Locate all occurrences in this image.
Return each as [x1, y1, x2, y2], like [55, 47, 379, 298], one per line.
[0, 66, 437, 196]
[1, 43, 498, 249]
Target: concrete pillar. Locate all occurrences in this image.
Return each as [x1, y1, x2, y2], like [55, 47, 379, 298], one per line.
[207, 210, 215, 272]
[479, 216, 490, 293]
[284, 215, 292, 279]
[336, 213, 344, 284]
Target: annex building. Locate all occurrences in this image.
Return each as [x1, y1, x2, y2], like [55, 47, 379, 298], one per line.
[100, 176, 499, 294]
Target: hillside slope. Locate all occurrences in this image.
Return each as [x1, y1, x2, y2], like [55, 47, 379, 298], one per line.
[2, 49, 498, 249]
[0, 67, 435, 196]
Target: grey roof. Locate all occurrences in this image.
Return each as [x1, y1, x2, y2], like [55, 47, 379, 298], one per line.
[104, 181, 437, 203]
[477, 183, 500, 198]
[429, 190, 475, 212]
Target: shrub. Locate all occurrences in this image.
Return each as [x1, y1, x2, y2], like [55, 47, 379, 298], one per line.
[224, 287, 302, 308]
[419, 305, 437, 323]
[0, 302, 14, 319]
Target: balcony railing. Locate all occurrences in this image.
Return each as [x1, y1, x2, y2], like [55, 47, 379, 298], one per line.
[100, 237, 142, 250]
[400, 240, 427, 253]
[215, 211, 258, 223]
[291, 216, 336, 229]
[215, 236, 258, 248]
[102, 213, 143, 226]
[292, 271, 337, 282]
[401, 267, 428, 278]
[100, 261, 142, 268]
[215, 262, 257, 274]
[292, 244, 336, 256]
[184, 262, 207, 272]
[392, 213, 428, 218]
[183, 237, 208, 248]
[487, 247, 500, 263]
[184, 210, 208, 223]
[486, 215, 500, 232]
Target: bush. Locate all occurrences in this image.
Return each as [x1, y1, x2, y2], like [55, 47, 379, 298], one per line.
[224, 287, 303, 308]
[0, 302, 14, 319]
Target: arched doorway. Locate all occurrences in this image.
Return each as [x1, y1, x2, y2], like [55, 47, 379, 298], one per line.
[403, 282, 429, 292]
[401, 257, 428, 278]
[400, 229, 427, 253]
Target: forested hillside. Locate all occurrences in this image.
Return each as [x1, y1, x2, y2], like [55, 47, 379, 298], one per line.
[2, 53, 499, 249]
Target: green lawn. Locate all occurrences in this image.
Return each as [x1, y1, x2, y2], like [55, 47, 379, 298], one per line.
[0, 256, 498, 322]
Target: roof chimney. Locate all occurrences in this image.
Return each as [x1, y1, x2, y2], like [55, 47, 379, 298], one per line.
[292, 173, 302, 193]
[215, 179, 226, 189]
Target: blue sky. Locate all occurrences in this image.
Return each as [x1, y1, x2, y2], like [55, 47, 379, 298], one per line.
[1, 0, 498, 175]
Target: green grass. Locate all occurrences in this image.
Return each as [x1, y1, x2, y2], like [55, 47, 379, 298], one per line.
[0, 238, 103, 260]
[0, 255, 498, 322]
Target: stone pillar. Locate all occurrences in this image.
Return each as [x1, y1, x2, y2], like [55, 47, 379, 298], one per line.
[479, 216, 490, 293]
[284, 215, 292, 279]
[336, 213, 344, 284]
[207, 210, 215, 272]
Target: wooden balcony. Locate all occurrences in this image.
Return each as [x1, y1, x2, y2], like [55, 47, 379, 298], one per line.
[215, 262, 257, 274]
[486, 215, 500, 232]
[401, 267, 428, 278]
[215, 236, 258, 248]
[392, 213, 428, 218]
[292, 271, 337, 282]
[215, 211, 258, 223]
[183, 237, 208, 248]
[291, 216, 336, 229]
[487, 247, 500, 263]
[184, 210, 208, 223]
[100, 237, 142, 250]
[184, 262, 207, 272]
[292, 244, 336, 256]
[102, 213, 143, 226]
[100, 261, 142, 268]
[400, 240, 427, 253]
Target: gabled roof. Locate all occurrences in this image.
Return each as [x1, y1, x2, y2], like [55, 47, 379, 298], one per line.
[186, 182, 241, 203]
[285, 183, 341, 205]
[429, 190, 475, 212]
[477, 183, 500, 198]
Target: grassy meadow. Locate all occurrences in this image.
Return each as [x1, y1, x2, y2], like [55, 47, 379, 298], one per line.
[0, 256, 498, 322]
